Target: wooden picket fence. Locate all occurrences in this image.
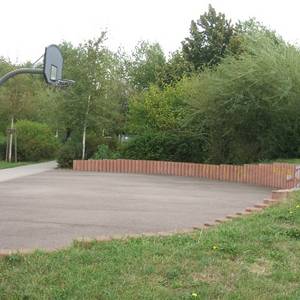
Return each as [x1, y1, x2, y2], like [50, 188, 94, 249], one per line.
[73, 159, 300, 189]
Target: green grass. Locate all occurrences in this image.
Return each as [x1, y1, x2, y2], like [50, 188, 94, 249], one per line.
[259, 158, 300, 164]
[272, 158, 300, 164]
[1, 195, 300, 299]
[0, 161, 29, 169]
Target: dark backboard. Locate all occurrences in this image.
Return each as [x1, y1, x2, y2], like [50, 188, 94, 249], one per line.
[43, 45, 63, 84]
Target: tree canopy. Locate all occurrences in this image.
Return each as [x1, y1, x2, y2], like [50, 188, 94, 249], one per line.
[182, 4, 235, 70]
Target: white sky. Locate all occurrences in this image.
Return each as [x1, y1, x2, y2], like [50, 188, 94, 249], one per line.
[1, 0, 299, 63]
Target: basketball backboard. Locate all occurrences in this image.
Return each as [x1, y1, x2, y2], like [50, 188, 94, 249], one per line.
[43, 45, 63, 84]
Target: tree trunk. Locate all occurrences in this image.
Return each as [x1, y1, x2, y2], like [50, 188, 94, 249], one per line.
[14, 130, 17, 163]
[8, 116, 14, 163]
[82, 122, 87, 160]
[81, 95, 91, 160]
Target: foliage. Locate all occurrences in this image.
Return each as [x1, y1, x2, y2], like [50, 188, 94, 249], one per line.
[16, 120, 58, 161]
[57, 141, 81, 168]
[122, 132, 205, 162]
[158, 51, 194, 86]
[0, 59, 55, 127]
[59, 36, 129, 159]
[126, 28, 300, 164]
[93, 144, 120, 160]
[182, 4, 235, 71]
[1, 193, 300, 299]
[126, 41, 166, 90]
[125, 79, 207, 163]
[93, 144, 110, 159]
[0, 134, 6, 160]
[127, 84, 187, 135]
[184, 33, 300, 163]
[227, 19, 284, 58]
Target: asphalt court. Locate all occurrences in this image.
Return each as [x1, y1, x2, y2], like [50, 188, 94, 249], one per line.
[0, 169, 271, 250]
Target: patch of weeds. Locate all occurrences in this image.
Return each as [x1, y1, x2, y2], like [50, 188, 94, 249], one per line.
[170, 280, 184, 289]
[166, 268, 181, 280]
[285, 228, 300, 240]
[209, 242, 239, 257]
[144, 264, 156, 275]
[72, 239, 96, 249]
[18, 294, 31, 300]
[275, 214, 295, 224]
[4, 254, 24, 266]
[268, 249, 286, 262]
[222, 244, 240, 257]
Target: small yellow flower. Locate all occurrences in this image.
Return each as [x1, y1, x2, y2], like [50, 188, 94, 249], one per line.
[192, 292, 198, 297]
[212, 245, 218, 250]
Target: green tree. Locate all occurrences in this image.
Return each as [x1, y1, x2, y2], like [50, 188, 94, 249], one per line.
[227, 19, 283, 57]
[158, 51, 194, 86]
[127, 84, 187, 135]
[16, 120, 58, 161]
[184, 33, 300, 163]
[125, 82, 206, 162]
[182, 4, 235, 70]
[0, 64, 45, 161]
[127, 41, 166, 90]
[58, 35, 128, 159]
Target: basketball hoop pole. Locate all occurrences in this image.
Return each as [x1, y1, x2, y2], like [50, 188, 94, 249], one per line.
[0, 68, 43, 86]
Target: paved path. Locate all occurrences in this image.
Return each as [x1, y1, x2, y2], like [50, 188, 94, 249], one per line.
[0, 161, 57, 182]
[0, 170, 271, 250]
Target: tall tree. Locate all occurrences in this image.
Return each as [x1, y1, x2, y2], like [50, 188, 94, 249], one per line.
[158, 50, 194, 86]
[0, 73, 40, 161]
[182, 4, 235, 71]
[127, 41, 166, 90]
[59, 35, 128, 159]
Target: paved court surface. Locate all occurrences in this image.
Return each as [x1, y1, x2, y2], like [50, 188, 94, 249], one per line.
[0, 169, 271, 250]
[0, 161, 57, 182]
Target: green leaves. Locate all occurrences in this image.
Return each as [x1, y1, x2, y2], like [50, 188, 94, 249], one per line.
[16, 120, 59, 161]
[127, 85, 187, 135]
[184, 31, 300, 163]
[182, 4, 235, 71]
[57, 37, 129, 157]
[127, 41, 166, 90]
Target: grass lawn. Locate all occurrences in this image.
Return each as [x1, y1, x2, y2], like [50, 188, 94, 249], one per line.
[271, 158, 300, 164]
[0, 161, 29, 170]
[1, 195, 300, 299]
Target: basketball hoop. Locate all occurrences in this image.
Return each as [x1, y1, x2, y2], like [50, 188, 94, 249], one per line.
[0, 44, 75, 87]
[54, 79, 76, 88]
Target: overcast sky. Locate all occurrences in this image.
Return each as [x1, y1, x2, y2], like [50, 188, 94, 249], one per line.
[1, 0, 299, 63]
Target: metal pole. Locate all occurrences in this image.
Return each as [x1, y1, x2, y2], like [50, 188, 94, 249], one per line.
[0, 68, 43, 86]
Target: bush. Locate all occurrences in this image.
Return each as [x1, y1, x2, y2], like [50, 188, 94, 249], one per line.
[93, 144, 110, 159]
[57, 142, 81, 168]
[16, 120, 58, 161]
[93, 144, 121, 160]
[184, 34, 300, 163]
[122, 132, 205, 162]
